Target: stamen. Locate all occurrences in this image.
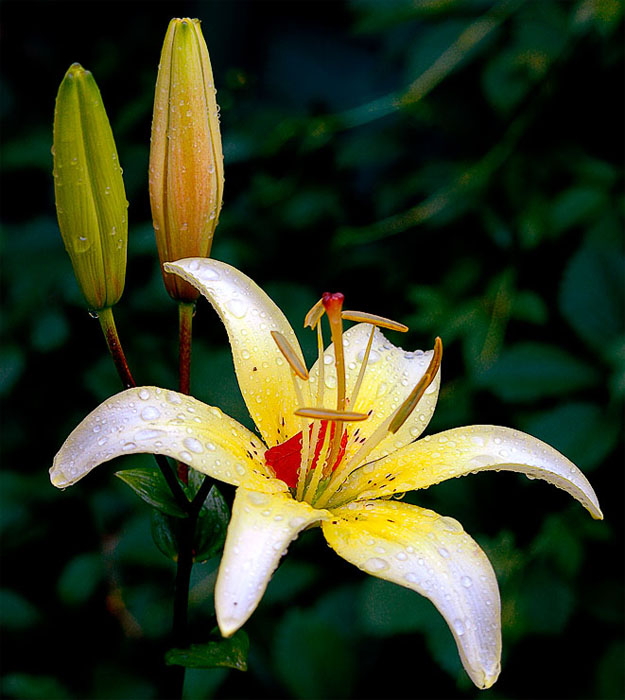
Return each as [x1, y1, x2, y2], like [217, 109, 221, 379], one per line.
[348, 324, 376, 409]
[388, 336, 442, 433]
[271, 331, 309, 380]
[315, 337, 443, 508]
[342, 310, 408, 333]
[304, 298, 325, 329]
[295, 407, 369, 422]
[304, 419, 333, 502]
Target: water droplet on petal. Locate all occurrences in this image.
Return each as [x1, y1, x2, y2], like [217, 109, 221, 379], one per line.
[138, 389, 151, 401]
[183, 437, 203, 454]
[365, 557, 389, 572]
[141, 406, 161, 421]
[453, 619, 465, 636]
[226, 298, 247, 318]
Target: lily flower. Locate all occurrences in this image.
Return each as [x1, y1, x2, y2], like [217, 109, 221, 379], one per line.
[50, 258, 602, 689]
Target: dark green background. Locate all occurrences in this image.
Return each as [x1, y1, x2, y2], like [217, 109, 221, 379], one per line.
[1, 1, 623, 698]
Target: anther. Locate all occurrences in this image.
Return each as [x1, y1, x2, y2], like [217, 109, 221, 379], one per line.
[295, 407, 369, 422]
[304, 298, 325, 329]
[388, 336, 442, 434]
[271, 331, 309, 380]
[341, 310, 408, 333]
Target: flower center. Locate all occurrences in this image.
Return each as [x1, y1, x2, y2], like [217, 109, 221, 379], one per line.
[265, 291, 442, 506]
[264, 421, 348, 490]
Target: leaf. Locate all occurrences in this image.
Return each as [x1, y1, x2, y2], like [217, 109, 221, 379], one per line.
[116, 466, 188, 518]
[0, 589, 40, 629]
[166, 629, 249, 671]
[192, 485, 230, 562]
[477, 342, 600, 401]
[1, 673, 70, 700]
[519, 401, 619, 471]
[150, 509, 180, 561]
[274, 607, 356, 699]
[57, 553, 105, 606]
[357, 577, 461, 678]
[559, 244, 625, 353]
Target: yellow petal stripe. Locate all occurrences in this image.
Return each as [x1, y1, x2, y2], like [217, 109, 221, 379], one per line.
[309, 324, 440, 464]
[215, 488, 329, 636]
[50, 387, 285, 493]
[322, 500, 501, 689]
[332, 425, 603, 518]
[165, 258, 310, 446]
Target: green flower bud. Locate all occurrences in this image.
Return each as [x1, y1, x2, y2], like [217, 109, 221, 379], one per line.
[52, 63, 128, 311]
[149, 18, 224, 302]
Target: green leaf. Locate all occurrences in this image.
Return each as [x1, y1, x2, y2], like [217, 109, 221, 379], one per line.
[150, 509, 180, 560]
[192, 485, 230, 562]
[166, 629, 249, 671]
[520, 401, 619, 471]
[116, 466, 188, 518]
[559, 244, 625, 353]
[1, 673, 70, 700]
[57, 552, 105, 606]
[0, 589, 40, 629]
[274, 607, 356, 699]
[358, 577, 461, 678]
[550, 186, 606, 234]
[477, 342, 600, 401]
[518, 569, 574, 635]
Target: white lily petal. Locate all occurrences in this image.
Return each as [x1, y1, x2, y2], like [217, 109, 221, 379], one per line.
[50, 387, 285, 493]
[334, 425, 603, 519]
[309, 324, 440, 462]
[322, 500, 501, 690]
[164, 258, 309, 446]
[215, 488, 329, 636]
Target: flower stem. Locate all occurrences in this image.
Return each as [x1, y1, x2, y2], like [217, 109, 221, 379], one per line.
[98, 307, 135, 389]
[97, 306, 189, 512]
[177, 302, 195, 484]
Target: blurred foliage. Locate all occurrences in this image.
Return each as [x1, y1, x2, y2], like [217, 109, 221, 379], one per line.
[1, 0, 623, 699]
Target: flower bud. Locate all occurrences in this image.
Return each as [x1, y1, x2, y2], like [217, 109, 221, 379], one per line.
[149, 18, 224, 302]
[52, 63, 128, 311]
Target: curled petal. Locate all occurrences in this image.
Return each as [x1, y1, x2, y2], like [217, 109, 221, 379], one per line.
[50, 387, 284, 493]
[322, 500, 501, 689]
[165, 258, 309, 446]
[334, 425, 603, 519]
[215, 488, 329, 636]
[309, 324, 440, 462]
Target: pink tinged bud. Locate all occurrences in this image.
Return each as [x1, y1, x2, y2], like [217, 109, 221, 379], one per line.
[52, 63, 128, 311]
[149, 18, 225, 302]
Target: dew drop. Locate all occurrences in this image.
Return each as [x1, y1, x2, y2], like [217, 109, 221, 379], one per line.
[247, 492, 269, 506]
[183, 437, 203, 454]
[141, 406, 161, 421]
[226, 298, 247, 318]
[461, 575, 473, 588]
[365, 557, 389, 572]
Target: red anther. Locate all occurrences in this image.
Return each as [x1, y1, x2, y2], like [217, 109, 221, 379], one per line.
[322, 292, 344, 311]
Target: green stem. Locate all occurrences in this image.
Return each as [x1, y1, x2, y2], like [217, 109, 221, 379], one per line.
[98, 307, 135, 389]
[177, 302, 195, 484]
[97, 306, 189, 512]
